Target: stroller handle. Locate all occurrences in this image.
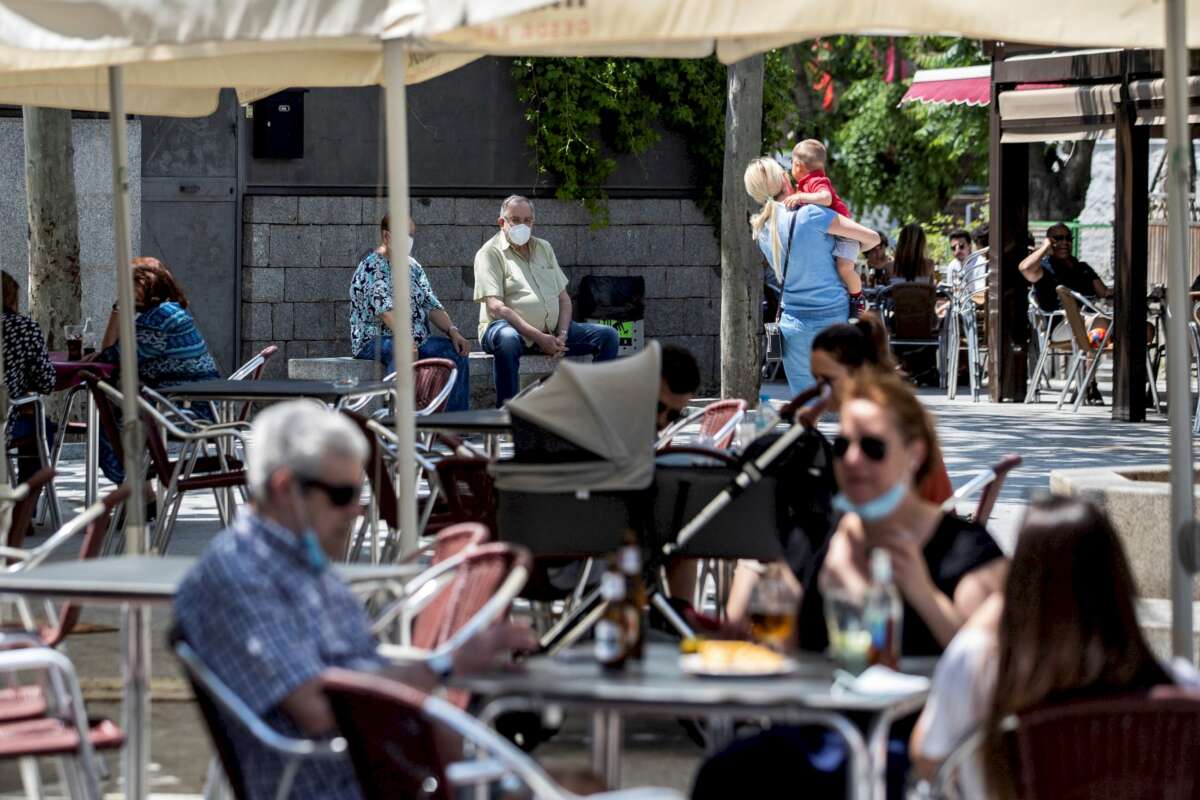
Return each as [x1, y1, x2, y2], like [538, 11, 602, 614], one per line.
[779, 381, 834, 427]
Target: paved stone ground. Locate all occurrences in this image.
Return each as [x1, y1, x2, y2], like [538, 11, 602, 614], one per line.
[0, 376, 1185, 798]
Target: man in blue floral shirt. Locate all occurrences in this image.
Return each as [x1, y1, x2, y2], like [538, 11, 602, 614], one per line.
[349, 213, 471, 410]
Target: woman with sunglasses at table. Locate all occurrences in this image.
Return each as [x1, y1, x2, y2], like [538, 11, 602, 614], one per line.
[692, 370, 1006, 800]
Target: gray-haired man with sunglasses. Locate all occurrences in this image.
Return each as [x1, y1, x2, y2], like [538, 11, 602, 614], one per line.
[175, 401, 535, 800]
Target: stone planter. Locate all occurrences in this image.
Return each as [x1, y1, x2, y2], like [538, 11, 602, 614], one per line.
[1050, 465, 1199, 600]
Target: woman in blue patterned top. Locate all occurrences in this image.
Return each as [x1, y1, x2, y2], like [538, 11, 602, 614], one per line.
[89, 257, 220, 484]
[350, 213, 472, 411]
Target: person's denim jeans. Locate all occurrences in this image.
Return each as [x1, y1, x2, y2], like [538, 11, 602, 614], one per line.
[355, 335, 471, 411]
[780, 306, 849, 396]
[481, 320, 619, 406]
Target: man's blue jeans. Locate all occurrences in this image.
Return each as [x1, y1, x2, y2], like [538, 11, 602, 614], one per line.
[355, 336, 470, 411]
[481, 320, 619, 406]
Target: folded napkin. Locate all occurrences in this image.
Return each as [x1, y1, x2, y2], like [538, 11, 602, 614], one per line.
[834, 665, 931, 697]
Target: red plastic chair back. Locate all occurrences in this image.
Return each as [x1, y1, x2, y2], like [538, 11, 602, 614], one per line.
[698, 399, 748, 449]
[6, 468, 56, 553]
[43, 485, 130, 647]
[426, 457, 495, 534]
[1013, 690, 1200, 799]
[342, 411, 399, 530]
[412, 544, 529, 707]
[321, 669, 454, 800]
[974, 454, 1021, 524]
[413, 358, 456, 414]
[409, 524, 490, 652]
[238, 344, 279, 421]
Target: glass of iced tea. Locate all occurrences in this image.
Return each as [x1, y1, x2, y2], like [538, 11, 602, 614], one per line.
[747, 563, 798, 651]
[63, 324, 83, 361]
[823, 587, 871, 675]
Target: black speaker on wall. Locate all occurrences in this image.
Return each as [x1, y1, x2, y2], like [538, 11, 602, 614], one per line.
[252, 90, 305, 159]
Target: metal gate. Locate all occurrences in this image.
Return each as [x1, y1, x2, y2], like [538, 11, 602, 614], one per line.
[139, 90, 240, 374]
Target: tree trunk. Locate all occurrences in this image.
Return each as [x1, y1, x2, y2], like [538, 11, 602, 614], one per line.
[719, 56, 765, 402]
[1028, 140, 1095, 221]
[23, 107, 81, 422]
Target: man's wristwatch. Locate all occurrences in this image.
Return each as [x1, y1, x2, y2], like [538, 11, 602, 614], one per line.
[427, 651, 454, 681]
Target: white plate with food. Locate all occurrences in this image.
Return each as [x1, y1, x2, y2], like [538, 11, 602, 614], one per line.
[679, 641, 798, 678]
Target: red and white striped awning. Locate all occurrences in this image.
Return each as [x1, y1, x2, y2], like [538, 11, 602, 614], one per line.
[900, 65, 991, 107]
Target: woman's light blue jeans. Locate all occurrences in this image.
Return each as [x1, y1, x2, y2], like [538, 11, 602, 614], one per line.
[780, 308, 848, 396]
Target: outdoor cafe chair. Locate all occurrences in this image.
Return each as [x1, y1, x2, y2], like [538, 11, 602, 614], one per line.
[1025, 288, 1067, 403]
[3, 467, 55, 553]
[655, 399, 747, 451]
[1054, 287, 1114, 412]
[85, 376, 249, 554]
[4, 393, 63, 530]
[945, 250, 988, 402]
[0, 634, 124, 800]
[885, 281, 945, 388]
[0, 486, 129, 649]
[940, 454, 1021, 526]
[173, 633, 348, 800]
[219, 343, 281, 423]
[321, 668, 685, 800]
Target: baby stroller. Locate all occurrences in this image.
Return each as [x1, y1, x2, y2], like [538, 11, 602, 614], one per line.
[491, 343, 836, 653]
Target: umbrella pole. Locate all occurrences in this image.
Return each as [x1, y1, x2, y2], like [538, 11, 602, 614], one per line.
[383, 42, 419, 557]
[108, 64, 150, 800]
[1164, 0, 1197, 662]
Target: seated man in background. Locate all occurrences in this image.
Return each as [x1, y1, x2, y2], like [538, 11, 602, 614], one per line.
[657, 343, 701, 433]
[350, 213, 472, 411]
[175, 401, 534, 800]
[1019, 222, 1110, 311]
[473, 195, 618, 406]
[943, 228, 972, 286]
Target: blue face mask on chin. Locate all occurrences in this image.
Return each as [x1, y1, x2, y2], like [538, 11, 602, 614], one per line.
[301, 529, 329, 573]
[832, 481, 908, 523]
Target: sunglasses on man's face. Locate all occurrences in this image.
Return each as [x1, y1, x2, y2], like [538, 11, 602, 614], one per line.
[832, 434, 887, 462]
[658, 401, 684, 424]
[300, 478, 360, 507]
[1050, 235, 1073, 244]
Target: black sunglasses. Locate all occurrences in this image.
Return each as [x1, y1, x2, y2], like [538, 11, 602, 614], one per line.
[658, 401, 684, 424]
[1050, 235, 1073, 243]
[832, 434, 887, 462]
[300, 478, 359, 507]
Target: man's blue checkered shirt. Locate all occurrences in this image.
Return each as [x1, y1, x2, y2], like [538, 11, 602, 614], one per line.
[175, 511, 385, 800]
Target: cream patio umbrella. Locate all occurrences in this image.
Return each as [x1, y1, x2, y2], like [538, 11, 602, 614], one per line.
[416, 0, 1200, 662]
[0, 3, 550, 798]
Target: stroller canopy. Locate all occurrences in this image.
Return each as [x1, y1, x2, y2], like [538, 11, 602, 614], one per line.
[492, 341, 661, 493]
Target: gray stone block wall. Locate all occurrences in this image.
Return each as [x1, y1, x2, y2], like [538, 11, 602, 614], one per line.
[241, 195, 722, 389]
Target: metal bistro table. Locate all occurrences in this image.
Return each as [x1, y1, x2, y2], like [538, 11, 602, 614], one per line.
[165, 377, 395, 416]
[409, 408, 512, 457]
[453, 643, 934, 800]
[0, 555, 420, 800]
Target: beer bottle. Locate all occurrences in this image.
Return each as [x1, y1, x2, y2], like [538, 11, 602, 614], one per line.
[863, 548, 903, 669]
[618, 532, 647, 660]
[595, 565, 630, 671]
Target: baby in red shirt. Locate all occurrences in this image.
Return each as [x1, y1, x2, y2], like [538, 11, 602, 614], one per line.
[784, 139, 865, 315]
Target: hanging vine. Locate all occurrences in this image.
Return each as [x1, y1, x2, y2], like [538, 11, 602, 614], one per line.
[511, 54, 796, 226]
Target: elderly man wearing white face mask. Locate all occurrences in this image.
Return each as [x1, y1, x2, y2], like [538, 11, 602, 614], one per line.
[350, 212, 472, 410]
[474, 194, 619, 406]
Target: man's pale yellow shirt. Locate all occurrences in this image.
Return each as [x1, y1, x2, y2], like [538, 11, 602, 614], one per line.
[473, 231, 569, 343]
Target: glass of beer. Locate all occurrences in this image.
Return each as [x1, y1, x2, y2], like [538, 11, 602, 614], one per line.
[63, 324, 83, 361]
[748, 563, 798, 651]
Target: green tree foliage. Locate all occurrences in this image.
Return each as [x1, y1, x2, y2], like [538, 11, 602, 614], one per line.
[513, 37, 988, 226]
[511, 54, 794, 225]
[785, 36, 988, 222]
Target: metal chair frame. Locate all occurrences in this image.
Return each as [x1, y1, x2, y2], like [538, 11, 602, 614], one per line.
[655, 400, 747, 451]
[372, 543, 531, 662]
[0, 643, 108, 800]
[945, 253, 989, 402]
[321, 668, 684, 800]
[174, 640, 348, 800]
[1054, 288, 1114, 412]
[1024, 289, 1067, 404]
[1190, 320, 1200, 435]
[91, 380, 249, 553]
[3, 393, 63, 530]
